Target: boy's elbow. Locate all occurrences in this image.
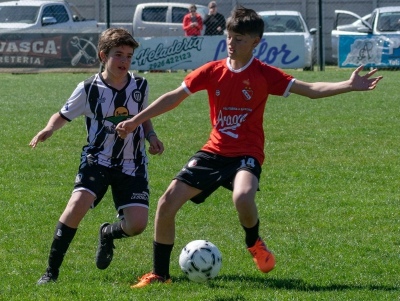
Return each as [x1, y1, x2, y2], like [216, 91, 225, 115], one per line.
[308, 93, 319, 99]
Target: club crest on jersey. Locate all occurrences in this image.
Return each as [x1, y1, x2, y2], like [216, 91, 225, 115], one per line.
[131, 89, 143, 103]
[188, 159, 198, 167]
[242, 87, 253, 101]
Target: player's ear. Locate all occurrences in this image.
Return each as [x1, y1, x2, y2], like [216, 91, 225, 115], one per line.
[99, 50, 107, 64]
[252, 36, 261, 49]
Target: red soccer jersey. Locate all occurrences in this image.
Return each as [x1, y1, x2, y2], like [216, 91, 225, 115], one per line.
[182, 57, 294, 165]
[182, 13, 203, 36]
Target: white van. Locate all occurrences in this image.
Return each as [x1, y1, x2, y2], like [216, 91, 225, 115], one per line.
[132, 2, 208, 37]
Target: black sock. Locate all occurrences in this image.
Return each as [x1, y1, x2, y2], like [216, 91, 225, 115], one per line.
[242, 219, 260, 248]
[102, 221, 129, 239]
[47, 221, 77, 275]
[153, 241, 173, 279]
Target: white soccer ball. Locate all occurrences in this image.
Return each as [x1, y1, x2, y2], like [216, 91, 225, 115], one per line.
[179, 240, 222, 283]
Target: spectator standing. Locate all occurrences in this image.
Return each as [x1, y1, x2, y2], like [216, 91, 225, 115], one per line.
[204, 1, 226, 35]
[182, 4, 203, 36]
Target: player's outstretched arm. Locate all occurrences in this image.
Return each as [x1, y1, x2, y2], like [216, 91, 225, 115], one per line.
[289, 65, 383, 99]
[29, 113, 68, 148]
[349, 65, 382, 91]
[116, 86, 189, 139]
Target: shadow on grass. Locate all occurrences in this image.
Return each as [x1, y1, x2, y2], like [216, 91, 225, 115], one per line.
[172, 275, 399, 292]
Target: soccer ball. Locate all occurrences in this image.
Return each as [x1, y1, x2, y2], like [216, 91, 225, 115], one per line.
[179, 240, 222, 283]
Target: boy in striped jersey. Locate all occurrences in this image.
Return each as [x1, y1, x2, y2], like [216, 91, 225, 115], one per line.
[30, 28, 164, 284]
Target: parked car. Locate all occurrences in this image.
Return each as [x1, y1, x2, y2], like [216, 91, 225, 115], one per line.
[132, 2, 208, 37]
[258, 10, 317, 70]
[0, 0, 99, 33]
[331, 6, 400, 62]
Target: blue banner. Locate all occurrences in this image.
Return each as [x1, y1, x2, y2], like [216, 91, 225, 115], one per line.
[338, 34, 400, 68]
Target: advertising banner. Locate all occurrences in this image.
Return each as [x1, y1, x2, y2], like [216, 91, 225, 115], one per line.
[0, 33, 100, 68]
[338, 34, 400, 68]
[0, 34, 308, 70]
[132, 35, 307, 71]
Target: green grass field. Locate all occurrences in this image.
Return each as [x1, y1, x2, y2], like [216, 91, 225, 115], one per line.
[0, 68, 399, 301]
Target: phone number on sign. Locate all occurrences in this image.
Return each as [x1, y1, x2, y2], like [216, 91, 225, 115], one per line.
[148, 52, 192, 70]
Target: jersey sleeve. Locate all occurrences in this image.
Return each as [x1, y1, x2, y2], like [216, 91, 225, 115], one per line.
[261, 64, 294, 97]
[59, 81, 87, 121]
[183, 61, 215, 93]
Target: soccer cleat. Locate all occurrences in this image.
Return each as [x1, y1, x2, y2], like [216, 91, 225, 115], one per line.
[37, 268, 58, 285]
[247, 237, 276, 273]
[131, 272, 171, 288]
[95, 222, 115, 270]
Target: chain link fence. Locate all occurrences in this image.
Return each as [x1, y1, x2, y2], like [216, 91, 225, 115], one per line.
[0, 0, 398, 70]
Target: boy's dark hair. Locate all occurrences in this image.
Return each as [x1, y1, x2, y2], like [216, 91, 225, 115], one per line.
[97, 28, 139, 62]
[226, 6, 264, 38]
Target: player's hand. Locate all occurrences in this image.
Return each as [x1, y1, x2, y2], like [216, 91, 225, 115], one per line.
[116, 120, 136, 139]
[29, 130, 53, 148]
[350, 65, 383, 91]
[148, 136, 164, 155]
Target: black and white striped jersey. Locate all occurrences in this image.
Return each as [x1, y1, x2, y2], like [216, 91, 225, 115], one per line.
[60, 72, 149, 176]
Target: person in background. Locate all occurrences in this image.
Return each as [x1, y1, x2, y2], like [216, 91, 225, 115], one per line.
[204, 1, 226, 35]
[182, 4, 203, 36]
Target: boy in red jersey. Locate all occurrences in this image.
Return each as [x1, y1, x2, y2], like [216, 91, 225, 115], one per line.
[116, 6, 382, 287]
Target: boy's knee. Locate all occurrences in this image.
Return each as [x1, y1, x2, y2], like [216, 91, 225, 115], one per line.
[124, 223, 147, 236]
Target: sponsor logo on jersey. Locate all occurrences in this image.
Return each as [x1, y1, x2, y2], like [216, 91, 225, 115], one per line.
[181, 167, 193, 175]
[97, 96, 106, 103]
[64, 101, 71, 111]
[131, 192, 149, 201]
[216, 109, 249, 138]
[104, 107, 133, 125]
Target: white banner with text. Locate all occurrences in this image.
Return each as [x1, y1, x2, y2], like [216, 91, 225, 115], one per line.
[131, 35, 306, 71]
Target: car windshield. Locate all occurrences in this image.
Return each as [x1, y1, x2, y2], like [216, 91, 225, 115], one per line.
[377, 12, 400, 31]
[0, 6, 39, 24]
[261, 15, 305, 32]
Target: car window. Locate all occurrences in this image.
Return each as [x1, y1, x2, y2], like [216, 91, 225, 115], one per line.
[172, 7, 189, 23]
[69, 3, 87, 22]
[43, 5, 69, 23]
[368, 12, 376, 27]
[0, 6, 39, 23]
[142, 7, 167, 22]
[377, 12, 400, 31]
[263, 15, 305, 32]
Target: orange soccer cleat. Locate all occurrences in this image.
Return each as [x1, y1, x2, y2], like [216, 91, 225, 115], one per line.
[131, 272, 171, 288]
[247, 237, 276, 273]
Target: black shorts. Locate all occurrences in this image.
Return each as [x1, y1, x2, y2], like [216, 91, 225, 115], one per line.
[174, 151, 262, 204]
[74, 154, 149, 217]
